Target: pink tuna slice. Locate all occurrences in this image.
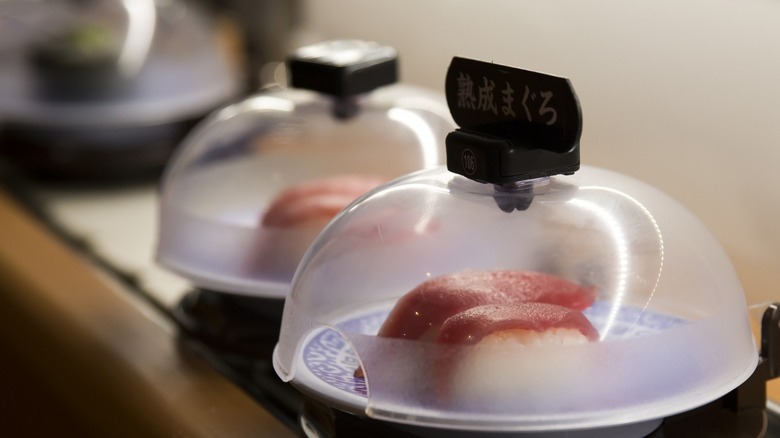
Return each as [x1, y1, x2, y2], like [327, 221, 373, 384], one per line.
[261, 174, 386, 228]
[436, 302, 599, 345]
[376, 270, 596, 341]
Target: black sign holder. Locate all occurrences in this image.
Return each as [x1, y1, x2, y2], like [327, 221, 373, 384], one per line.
[444, 57, 582, 186]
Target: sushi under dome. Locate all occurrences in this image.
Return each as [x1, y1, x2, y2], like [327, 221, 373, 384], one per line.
[155, 39, 455, 356]
[273, 57, 760, 436]
[155, 39, 454, 299]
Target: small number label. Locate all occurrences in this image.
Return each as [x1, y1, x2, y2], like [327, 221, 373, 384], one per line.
[462, 149, 477, 175]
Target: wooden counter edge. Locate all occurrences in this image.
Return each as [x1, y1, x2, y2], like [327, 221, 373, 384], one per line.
[0, 188, 295, 438]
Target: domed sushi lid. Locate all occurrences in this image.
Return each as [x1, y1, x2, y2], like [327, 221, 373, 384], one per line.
[273, 57, 758, 435]
[156, 39, 455, 297]
[0, 0, 241, 128]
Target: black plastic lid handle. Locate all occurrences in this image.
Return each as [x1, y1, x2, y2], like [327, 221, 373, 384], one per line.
[287, 40, 398, 98]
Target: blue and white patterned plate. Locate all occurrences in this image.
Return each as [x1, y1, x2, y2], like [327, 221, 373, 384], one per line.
[294, 301, 687, 410]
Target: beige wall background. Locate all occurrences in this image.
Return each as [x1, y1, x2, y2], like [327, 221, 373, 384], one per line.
[296, 0, 780, 304]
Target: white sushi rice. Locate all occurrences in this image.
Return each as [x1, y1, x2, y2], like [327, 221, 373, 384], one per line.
[480, 328, 591, 347]
[447, 328, 593, 412]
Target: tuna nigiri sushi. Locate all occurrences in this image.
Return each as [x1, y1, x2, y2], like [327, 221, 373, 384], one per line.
[250, 174, 385, 281]
[437, 302, 599, 345]
[438, 302, 599, 406]
[377, 270, 596, 341]
[354, 270, 598, 380]
[261, 174, 386, 229]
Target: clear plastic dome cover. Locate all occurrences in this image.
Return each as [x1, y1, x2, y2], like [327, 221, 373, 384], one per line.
[273, 165, 757, 433]
[0, 0, 241, 127]
[156, 67, 455, 296]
